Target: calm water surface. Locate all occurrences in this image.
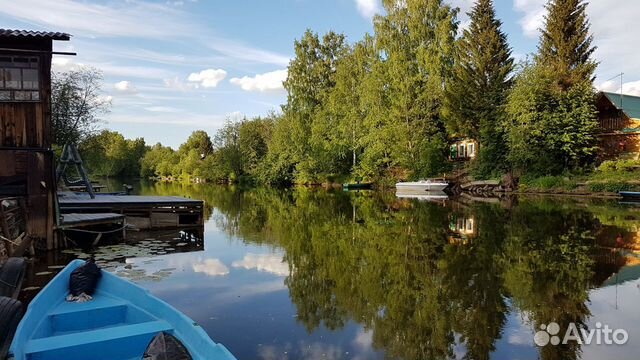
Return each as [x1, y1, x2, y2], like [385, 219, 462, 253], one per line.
[21, 182, 640, 360]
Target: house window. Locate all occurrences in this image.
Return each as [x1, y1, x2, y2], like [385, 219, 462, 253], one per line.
[0, 56, 40, 102]
[468, 143, 475, 157]
[459, 144, 466, 158]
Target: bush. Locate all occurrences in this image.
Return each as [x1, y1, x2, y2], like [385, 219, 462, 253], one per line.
[520, 175, 578, 191]
[596, 159, 640, 173]
[587, 182, 636, 193]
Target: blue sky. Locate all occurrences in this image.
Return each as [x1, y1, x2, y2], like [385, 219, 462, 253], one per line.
[0, 0, 638, 148]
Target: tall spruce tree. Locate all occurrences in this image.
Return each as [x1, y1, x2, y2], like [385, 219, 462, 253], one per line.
[444, 0, 513, 177]
[505, 0, 598, 174]
[538, 0, 597, 89]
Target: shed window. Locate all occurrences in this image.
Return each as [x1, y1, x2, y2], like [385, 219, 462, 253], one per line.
[0, 56, 40, 102]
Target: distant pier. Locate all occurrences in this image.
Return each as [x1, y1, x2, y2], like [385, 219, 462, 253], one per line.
[57, 192, 204, 232]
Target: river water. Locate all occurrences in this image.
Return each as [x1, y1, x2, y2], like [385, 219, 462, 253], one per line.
[19, 182, 640, 360]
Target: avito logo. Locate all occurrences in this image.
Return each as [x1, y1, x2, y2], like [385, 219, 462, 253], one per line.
[534, 322, 628, 346]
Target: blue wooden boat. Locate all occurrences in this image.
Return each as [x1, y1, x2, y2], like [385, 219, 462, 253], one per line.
[619, 191, 640, 201]
[9, 260, 236, 360]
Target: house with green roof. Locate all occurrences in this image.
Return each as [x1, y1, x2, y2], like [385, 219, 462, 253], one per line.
[596, 92, 640, 159]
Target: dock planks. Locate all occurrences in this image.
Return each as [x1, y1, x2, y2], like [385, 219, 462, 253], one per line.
[58, 193, 203, 207]
[60, 213, 126, 227]
[57, 192, 204, 230]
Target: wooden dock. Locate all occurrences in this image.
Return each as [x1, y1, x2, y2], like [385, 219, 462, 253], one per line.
[60, 213, 126, 227]
[59, 213, 127, 247]
[57, 193, 204, 230]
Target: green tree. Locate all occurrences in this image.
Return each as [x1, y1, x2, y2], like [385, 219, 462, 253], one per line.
[367, 0, 457, 179]
[213, 120, 242, 182]
[80, 130, 145, 177]
[141, 143, 178, 178]
[538, 0, 597, 89]
[51, 67, 111, 146]
[179, 130, 213, 159]
[506, 64, 598, 173]
[505, 0, 598, 174]
[320, 35, 377, 180]
[444, 0, 513, 177]
[274, 30, 348, 184]
[238, 116, 273, 180]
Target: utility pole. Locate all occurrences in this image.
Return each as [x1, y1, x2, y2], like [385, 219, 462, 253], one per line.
[620, 72, 624, 113]
[606, 73, 625, 120]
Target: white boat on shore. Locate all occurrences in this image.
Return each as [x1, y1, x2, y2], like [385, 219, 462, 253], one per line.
[395, 179, 449, 192]
[395, 190, 449, 202]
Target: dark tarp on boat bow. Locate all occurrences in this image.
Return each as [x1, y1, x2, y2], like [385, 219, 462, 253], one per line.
[143, 332, 193, 360]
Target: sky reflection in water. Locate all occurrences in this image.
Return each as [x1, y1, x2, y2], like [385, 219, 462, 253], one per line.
[24, 184, 640, 360]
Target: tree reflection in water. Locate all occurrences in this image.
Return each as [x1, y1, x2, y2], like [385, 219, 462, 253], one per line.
[140, 182, 637, 360]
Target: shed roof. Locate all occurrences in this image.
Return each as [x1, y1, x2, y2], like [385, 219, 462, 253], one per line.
[0, 29, 70, 41]
[602, 92, 640, 120]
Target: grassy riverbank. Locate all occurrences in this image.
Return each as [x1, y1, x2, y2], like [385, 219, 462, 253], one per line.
[516, 159, 640, 195]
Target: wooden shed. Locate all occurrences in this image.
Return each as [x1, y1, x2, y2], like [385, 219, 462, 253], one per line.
[596, 91, 640, 160]
[0, 29, 71, 250]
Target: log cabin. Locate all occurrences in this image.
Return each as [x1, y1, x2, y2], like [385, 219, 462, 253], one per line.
[596, 91, 640, 160]
[449, 138, 477, 161]
[0, 29, 71, 251]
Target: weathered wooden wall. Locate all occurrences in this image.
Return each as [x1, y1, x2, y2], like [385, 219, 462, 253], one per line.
[0, 38, 52, 148]
[0, 36, 55, 249]
[597, 94, 631, 132]
[0, 150, 55, 242]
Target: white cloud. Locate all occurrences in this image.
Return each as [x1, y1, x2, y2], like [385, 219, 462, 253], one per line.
[597, 80, 640, 97]
[355, 0, 382, 19]
[226, 111, 245, 121]
[144, 106, 182, 113]
[107, 113, 227, 127]
[448, 0, 475, 32]
[52, 57, 76, 72]
[166, 0, 197, 7]
[192, 259, 229, 276]
[229, 69, 287, 93]
[231, 253, 289, 276]
[0, 0, 290, 68]
[187, 69, 227, 88]
[114, 80, 137, 94]
[589, 1, 640, 90]
[513, 0, 546, 38]
[97, 63, 174, 79]
[163, 77, 196, 92]
[0, 0, 196, 39]
[206, 39, 291, 67]
[513, 0, 640, 91]
[52, 57, 173, 80]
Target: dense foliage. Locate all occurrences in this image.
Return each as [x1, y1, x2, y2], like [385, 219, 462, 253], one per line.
[444, 0, 513, 178]
[505, 0, 598, 175]
[80, 130, 145, 177]
[143, 184, 610, 360]
[69, 0, 602, 184]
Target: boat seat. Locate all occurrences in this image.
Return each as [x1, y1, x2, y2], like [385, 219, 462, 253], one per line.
[49, 293, 127, 316]
[24, 320, 171, 359]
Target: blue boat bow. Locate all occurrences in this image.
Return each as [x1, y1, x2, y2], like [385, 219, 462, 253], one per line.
[9, 260, 236, 360]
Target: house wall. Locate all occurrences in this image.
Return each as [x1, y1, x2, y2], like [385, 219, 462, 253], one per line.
[598, 134, 640, 161]
[450, 139, 478, 161]
[0, 38, 52, 147]
[596, 95, 629, 131]
[0, 37, 55, 249]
